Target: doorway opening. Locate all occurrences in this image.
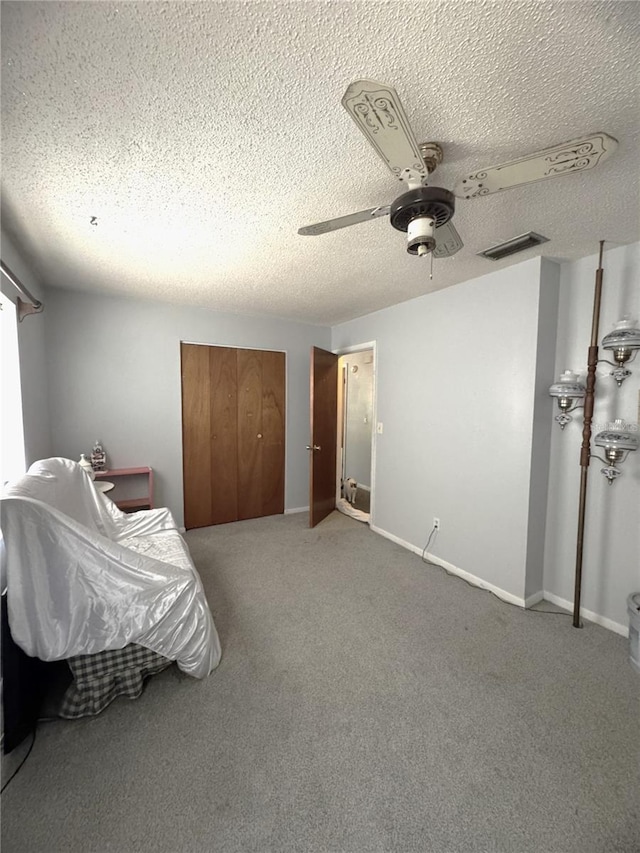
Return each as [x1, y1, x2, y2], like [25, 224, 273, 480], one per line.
[336, 347, 375, 524]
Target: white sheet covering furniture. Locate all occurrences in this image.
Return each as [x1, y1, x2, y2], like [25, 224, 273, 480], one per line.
[2, 457, 221, 680]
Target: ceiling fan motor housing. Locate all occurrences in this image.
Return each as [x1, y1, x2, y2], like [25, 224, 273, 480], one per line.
[390, 186, 455, 255]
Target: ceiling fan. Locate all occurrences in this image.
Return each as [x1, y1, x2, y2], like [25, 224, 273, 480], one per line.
[298, 79, 618, 261]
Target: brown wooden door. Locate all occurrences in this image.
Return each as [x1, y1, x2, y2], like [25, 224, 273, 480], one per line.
[236, 349, 286, 521]
[181, 343, 214, 529]
[237, 348, 263, 520]
[309, 346, 338, 528]
[210, 346, 239, 524]
[261, 350, 286, 517]
[182, 344, 285, 529]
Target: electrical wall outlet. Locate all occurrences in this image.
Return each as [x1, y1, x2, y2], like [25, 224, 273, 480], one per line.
[433, 517, 440, 531]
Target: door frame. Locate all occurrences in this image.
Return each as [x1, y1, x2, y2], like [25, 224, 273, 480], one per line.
[333, 340, 377, 525]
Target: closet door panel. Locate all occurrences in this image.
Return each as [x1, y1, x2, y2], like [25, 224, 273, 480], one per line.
[237, 349, 263, 520]
[210, 346, 239, 525]
[181, 343, 212, 529]
[261, 350, 286, 516]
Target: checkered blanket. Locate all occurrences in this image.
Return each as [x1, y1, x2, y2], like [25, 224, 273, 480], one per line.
[60, 644, 172, 718]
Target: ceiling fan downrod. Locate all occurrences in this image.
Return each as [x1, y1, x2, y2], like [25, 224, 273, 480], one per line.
[418, 142, 444, 175]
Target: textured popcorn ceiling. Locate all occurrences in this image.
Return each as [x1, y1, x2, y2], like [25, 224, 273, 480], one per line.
[1, 1, 639, 325]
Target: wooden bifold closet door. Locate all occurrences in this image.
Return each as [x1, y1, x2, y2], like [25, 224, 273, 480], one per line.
[181, 344, 285, 529]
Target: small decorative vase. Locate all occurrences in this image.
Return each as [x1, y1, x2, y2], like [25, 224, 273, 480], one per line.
[78, 453, 95, 480]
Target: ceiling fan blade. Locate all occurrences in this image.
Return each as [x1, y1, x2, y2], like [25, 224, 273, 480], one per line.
[454, 132, 618, 199]
[433, 221, 464, 258]
[298, 205, 390, 236]
[342, 80, 427, 184]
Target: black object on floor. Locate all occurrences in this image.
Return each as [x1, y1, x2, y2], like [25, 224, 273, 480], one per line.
[1, 593, 70, 753]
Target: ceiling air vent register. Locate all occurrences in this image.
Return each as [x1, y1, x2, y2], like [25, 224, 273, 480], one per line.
[478, 232, 549, 261]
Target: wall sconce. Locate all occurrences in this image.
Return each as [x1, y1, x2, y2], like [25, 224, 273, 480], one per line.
[593, 419, 639, 484]
[600, 317, 640, 386]
[549, 370, 585, 429]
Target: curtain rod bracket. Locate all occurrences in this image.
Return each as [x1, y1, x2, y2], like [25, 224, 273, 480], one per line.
[1, 259, 44, 320]
[17, 297, 44, 322]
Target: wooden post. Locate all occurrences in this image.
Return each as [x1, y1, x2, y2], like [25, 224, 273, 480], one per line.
[572, 241, 605, 628]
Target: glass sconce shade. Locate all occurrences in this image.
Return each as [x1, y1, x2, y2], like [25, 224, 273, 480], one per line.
[601, 318, 640, 362]
[594, 419, 639, 483]
[549, 371, 586, 401]
[594, 420, 639, 453]
[549, 371, 585, 428]
[602, 318, 640, 385]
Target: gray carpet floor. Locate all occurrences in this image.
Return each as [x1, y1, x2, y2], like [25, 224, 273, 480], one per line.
[2, 511, 639, 853]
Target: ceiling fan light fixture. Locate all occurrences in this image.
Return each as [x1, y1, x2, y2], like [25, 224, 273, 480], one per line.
[389, 186, 455, 257]
[407, 216, 436, 256]
[478, 231, 549, 261]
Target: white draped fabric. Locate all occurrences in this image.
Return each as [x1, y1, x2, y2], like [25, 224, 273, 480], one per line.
[2, 457, 221, 678]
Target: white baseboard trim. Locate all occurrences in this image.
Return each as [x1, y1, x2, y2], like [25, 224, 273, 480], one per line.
[524, 590, 545, 608]
[285, 506, 309, 515]
[542, 591, 628, 637]
[370, 524, 527, 608]
[369, 524, 424, 558]
[371, 525, 628, 637]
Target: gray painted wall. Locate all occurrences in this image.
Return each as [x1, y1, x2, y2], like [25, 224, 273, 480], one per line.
[10, 240, 638, 630]
[332, 258, 547, 602]
[0, 230, 51, 465]
[524, 258, 560, 599]
[44, 289, 330, 525]
[544, 243, 640, 630]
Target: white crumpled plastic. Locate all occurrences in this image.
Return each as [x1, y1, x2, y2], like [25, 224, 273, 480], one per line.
[1, 457, 221, 678]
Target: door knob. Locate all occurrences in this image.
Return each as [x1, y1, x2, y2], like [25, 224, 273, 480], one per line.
[257, 433, 263, 438]
[305, 445, 321, 451]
